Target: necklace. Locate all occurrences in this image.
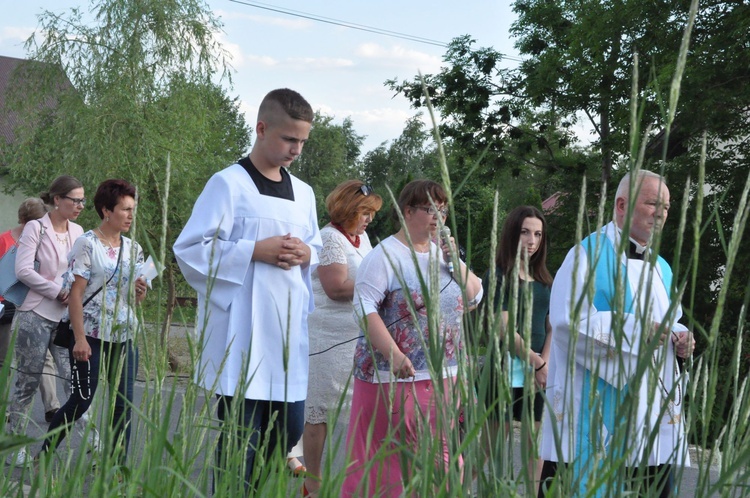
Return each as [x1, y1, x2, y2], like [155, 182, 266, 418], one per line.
[55, 232, 68, 245]
[396, 230, 429, 253]
[96, 227, 119, 258]
[331, 223, 360, 248]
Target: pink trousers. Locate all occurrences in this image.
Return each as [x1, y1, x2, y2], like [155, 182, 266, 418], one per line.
[341, 377, 462, 497]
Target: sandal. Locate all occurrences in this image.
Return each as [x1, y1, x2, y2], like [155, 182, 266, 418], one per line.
[302, 482, 313, 497]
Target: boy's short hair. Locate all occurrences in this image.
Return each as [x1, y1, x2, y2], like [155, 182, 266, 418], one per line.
[258, 88, 314, 125]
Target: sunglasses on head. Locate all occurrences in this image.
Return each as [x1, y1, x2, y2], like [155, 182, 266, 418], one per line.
[359, 184, 374, 196]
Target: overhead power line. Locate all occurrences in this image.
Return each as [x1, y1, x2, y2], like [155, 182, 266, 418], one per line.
[228, 0, 525, 63]
[229, 0, 446, 46]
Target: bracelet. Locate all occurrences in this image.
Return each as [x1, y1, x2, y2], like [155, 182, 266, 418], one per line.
[535, 361, 546, 372]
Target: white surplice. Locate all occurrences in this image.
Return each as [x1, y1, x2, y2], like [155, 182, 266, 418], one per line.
[541, 222, 690, 484]
[173, 163, 322, 402]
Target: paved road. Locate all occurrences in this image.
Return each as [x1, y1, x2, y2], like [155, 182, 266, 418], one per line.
[2, 342, 736, 497]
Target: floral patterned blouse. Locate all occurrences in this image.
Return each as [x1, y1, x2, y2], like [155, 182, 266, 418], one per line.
[352, 235, 475, 383]
[62, 231, 144, 343]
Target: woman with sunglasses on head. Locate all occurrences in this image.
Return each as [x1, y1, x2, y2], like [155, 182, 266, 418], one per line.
[301, 180, 382, 497]
[39, 179, 148, 464]
[6, 176, 86, 465]
[341, 179, 482, 497]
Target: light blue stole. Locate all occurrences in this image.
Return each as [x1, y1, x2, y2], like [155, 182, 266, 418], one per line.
[572, 230, 671, 496]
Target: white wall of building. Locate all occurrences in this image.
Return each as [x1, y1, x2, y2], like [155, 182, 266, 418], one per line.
[0, 176, 37, 231]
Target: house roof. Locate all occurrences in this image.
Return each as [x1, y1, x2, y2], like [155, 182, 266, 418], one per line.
[0, 54, 73, 147]
[542, 191, 563, 214]
[0, 55, 27, 146]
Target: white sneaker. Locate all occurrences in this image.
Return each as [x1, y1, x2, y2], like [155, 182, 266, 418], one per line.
[5, 447, 30, 466]
[86, 427, 101, 454]
[74, 417, 101, 454]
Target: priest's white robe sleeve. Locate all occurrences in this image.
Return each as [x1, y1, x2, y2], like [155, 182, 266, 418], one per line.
[549, 245, 644, 387]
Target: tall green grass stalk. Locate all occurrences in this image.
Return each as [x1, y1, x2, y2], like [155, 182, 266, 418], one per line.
[3, 7, 750, 494]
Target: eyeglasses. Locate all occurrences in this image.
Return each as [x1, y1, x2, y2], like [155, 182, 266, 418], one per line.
[64, 196, 86, 206]
[412, 205, 449, 217]
[359, 184, 374, 196]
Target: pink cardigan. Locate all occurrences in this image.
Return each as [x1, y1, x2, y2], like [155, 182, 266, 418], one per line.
[15, 213, 83, 322]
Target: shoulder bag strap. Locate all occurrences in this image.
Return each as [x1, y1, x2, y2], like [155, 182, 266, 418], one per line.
[34, 220, 45, 258]
[81, 234, 124, 308]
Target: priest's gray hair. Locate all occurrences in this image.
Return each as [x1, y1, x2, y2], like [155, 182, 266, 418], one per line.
[615, 170, 666, 201]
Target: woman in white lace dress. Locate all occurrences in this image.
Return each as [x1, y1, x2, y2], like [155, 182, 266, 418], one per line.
[302, 180, 382, 497]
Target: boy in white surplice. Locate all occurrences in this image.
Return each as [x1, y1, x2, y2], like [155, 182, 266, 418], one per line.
[174, 88, 322, 493]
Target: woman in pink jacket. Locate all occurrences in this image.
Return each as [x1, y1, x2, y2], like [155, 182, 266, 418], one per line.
[6, 176, 85, 465]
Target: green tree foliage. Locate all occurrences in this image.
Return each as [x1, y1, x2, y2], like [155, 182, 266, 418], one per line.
[5, 2, 251, 240]
[387, 0, 750, 443]
[646, 1, 750, 445]
[510, 0, 689, 182]
[289, 112, 364, 221]
[360, 115, 440, 242]
[360, 114, 499, 272]
[386, 37, 595, 271]
[659, 138, 750, 446]
[2, 0, 252, 343]
[662, 1, 750, 144]
[387, 36, 578, 181]
[4, 0, 251, 237]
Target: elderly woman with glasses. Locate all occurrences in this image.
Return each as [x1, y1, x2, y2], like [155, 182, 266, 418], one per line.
[341, 179, 482, 497]
[300, 179, 383, 496]
[6, 176, 86, 465]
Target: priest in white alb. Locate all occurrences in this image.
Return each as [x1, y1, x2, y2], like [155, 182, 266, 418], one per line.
[539, 170, 695, 498]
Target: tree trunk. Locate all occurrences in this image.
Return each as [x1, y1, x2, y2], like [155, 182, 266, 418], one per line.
[600, 107, 612, 184]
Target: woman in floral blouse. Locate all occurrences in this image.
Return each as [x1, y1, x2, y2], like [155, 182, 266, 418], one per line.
[40, 179, 148, 463]
[341, 179, 482, 497]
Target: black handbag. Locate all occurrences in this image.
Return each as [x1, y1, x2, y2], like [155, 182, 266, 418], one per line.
[53, 287, 104, 348]
[53, 319, 73, 348]
[0, 301, 16, 325]
[53, 236, 123, 348]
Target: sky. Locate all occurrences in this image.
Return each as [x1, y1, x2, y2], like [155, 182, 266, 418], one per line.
[0, 0, 521, 154]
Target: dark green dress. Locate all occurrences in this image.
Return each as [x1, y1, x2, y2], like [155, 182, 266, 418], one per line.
[480, 267, 551, 416]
